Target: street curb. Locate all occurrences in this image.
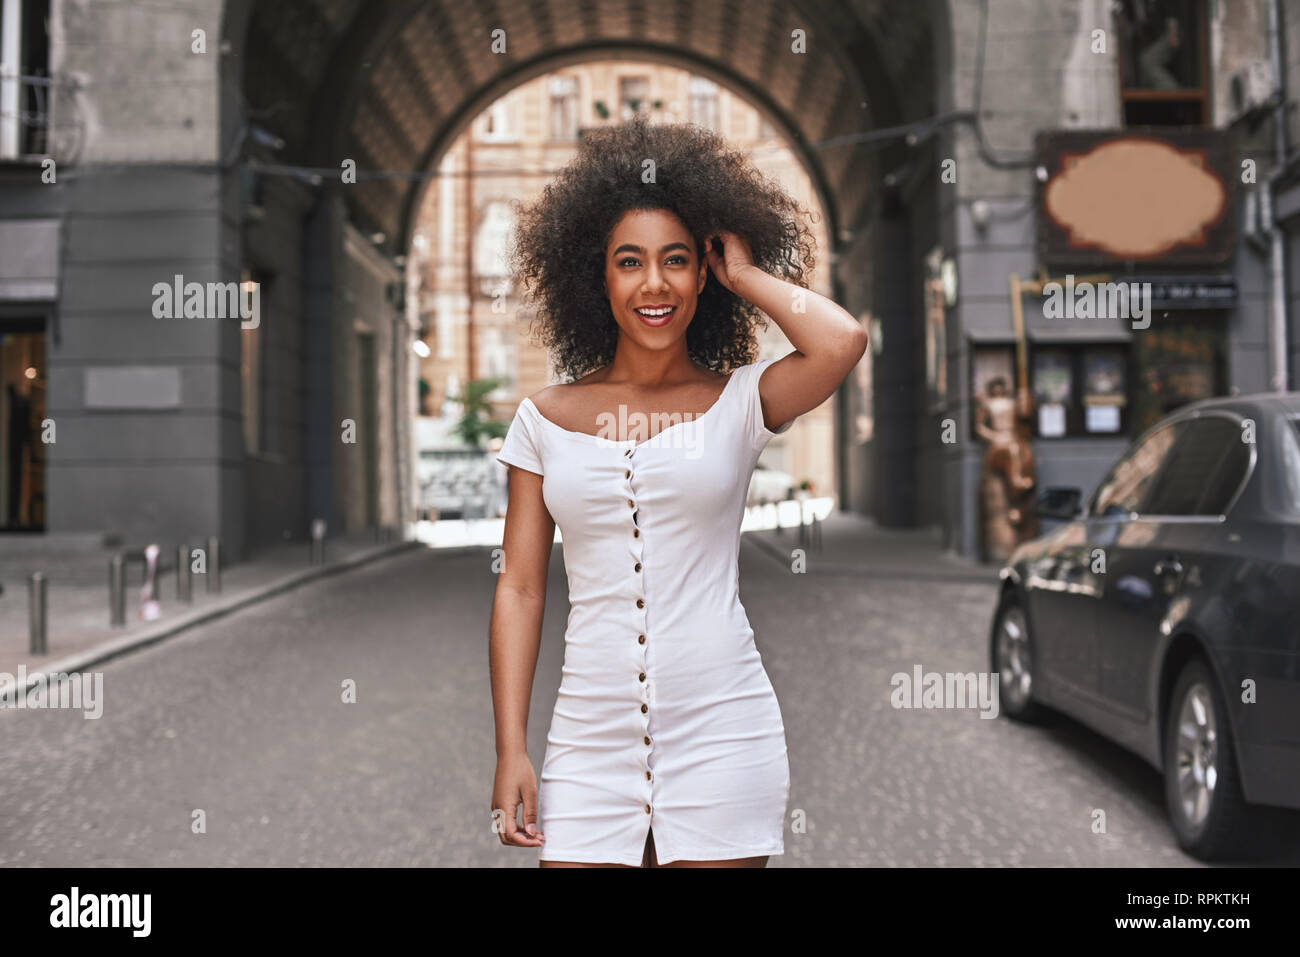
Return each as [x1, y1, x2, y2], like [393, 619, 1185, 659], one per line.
[0, 539, 422, 696]
[744, 529, 998, 584]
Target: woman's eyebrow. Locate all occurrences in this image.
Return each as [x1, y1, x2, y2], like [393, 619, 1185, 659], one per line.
[611, 242, 692, 256]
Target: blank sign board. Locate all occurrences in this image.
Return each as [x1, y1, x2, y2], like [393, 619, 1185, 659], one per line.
[84, 367, 182, 409]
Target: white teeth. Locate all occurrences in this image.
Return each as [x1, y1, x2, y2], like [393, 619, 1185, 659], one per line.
[636, 306, 673, 316]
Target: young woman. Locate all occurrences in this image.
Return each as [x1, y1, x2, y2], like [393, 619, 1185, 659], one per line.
[489, 114, 867, 868]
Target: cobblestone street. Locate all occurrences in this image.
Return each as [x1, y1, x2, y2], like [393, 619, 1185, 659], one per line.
[5, 526, 1289, 866]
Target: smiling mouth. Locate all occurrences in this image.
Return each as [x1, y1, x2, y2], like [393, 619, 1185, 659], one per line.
[634, 305, 677, 326]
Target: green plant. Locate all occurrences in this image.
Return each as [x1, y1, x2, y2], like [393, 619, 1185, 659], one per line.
[594, 100, 610, 119]
[446, 377, 510, 447]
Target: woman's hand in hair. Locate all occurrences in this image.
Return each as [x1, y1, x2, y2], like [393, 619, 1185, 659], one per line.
[703, 231, 759, 298]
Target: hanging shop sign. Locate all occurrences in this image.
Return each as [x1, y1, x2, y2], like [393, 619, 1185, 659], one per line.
[1145, 275, 1237, 309]
[1037, 130, 1235, 266]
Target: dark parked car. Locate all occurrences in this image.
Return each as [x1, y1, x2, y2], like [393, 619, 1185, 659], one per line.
[990, 393, 1300, 860]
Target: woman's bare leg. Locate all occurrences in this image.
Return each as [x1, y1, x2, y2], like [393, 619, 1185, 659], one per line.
[537, 830, 648, 867]
[657, 855, 768, 868]
[539, 859, 637, 867]
[645, 828, 767, 868]
[538, 826, 767, 867]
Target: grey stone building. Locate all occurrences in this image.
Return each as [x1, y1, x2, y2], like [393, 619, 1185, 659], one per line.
[0, 0, 1294, 561]
[0, 0, 416, 558]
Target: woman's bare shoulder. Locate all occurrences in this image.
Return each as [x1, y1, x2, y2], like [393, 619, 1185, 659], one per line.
[529, 369, 606, 420]
[527, 383, 571, 421]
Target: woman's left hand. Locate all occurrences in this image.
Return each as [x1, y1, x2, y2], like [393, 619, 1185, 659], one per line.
[704, 231, 759, 297]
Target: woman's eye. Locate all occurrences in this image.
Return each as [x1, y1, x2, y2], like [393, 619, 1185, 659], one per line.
[617, 255, 688, 267]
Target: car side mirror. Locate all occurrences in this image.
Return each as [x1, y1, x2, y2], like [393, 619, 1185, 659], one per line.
[1035, 486, 1082, 521]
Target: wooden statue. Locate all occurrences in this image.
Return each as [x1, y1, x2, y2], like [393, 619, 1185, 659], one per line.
[976, 377, 1039, 563]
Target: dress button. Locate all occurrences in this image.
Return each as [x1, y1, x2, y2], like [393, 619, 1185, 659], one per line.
[645, 771, 652, 780]
[638, 634, 646, 643]
[633, 529, 639, 538]
[636, 598, 645, 609]
[639, 672, 646, 681]
[634, 562, 642, 572]
[641, 703, 648, 714]
[644, 735, 651, 745]
[625, 469, 631, 478]
[624, 449, 632, 457]
[644, 805, 651, 814]
[628, 499, 635, 508]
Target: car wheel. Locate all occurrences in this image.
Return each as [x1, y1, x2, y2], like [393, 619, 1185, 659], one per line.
[1162, 658, 1263, 860]
[990, 592, 1044, 723]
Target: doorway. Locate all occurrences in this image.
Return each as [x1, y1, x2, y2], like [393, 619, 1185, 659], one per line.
[0, 320, 46, 530]
[358, 332, 379, 529]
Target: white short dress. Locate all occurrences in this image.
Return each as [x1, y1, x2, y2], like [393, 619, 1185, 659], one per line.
[496, 356, 797, 865]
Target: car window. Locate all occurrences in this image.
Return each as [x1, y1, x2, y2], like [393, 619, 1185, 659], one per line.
[1281, 417, 1300, 513]
[1090, 422, 1181, 518]
[1142, 416, 1250, 516]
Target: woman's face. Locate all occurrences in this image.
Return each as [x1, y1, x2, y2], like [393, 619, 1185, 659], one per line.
[603, 207, 707, 349]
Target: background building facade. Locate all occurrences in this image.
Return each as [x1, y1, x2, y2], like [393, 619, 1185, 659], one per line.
[0, 0, 1295, 562]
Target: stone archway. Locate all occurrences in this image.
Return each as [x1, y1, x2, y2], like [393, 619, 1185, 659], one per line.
[223, 0, 947, 254]
[213, 0, 952, 547]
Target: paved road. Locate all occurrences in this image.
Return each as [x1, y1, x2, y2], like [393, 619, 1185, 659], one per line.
[1, 539, 1294, 866]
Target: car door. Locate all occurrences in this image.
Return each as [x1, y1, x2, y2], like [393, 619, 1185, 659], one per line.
[1021, 517, 1094, 698]
[1068, 420, 1186, 701]
[1094, 413, 1253, 722]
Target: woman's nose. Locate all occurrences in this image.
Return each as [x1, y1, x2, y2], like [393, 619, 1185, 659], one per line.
[643, 267, 667, 292]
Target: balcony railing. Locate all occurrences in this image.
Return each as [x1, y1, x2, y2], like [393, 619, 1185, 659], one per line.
[0, 71, 53, 160]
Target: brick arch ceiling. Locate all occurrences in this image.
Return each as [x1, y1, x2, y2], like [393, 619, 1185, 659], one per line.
[235, 0, 938, 252]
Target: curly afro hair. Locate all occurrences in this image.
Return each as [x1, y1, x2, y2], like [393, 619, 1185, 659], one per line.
[507, 112, 818, 382]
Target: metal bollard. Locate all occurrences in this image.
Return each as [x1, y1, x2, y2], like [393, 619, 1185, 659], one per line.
[140, 544, 161, 620]
[206, 537, 221, 594]
[310, 518, 326, 565]
[177, 544, 192, 603]
[29, 572, 47, 654]
[109, 554, 126, 627]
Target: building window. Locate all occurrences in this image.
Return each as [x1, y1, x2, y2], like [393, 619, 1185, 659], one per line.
[1129, 312, 1225, 434]
[0, 0, 51, 159]
[1082, 348, 1127, 435]
[1114, 0, 1207, 126]
[481, 97, 516, 142]
[550, 75, 579, 140]
[1029, 344, 1130, 438]
[689, 76, 719, 132]
[924, 277, 947, 410]
[474, 200, 514, 297]
[481, 324, 515, 401]
[620, 76, 650, 121]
